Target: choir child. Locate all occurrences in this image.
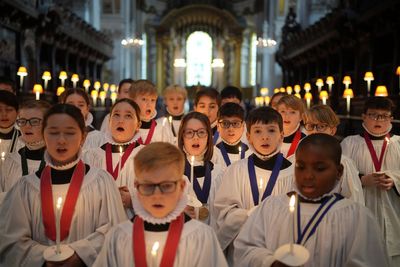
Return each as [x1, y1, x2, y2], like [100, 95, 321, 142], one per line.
[1, 100, 50, 194]
[276, 95, 306, 159]
[341, 97, 400, 266]
[0, 104, 127, 266]
[178, 111, 224, 226]
[129, 79, 168, 144]
[220, 85, 242, 105]
[215, 102, 252, 170]
[300, 104, 364, 204]
[193, 88, 221, 144]
[93, 142, 228, 267]
[270, 91, 288, 110]
[100, 78, 134, 133]
[156, 84, 187, 145]
[62, 88, 104, 149]
[234, 134, 389, 267]
[0, 90, 24, 160]
[213, 107, 294, 263]
[83, 98, 142, 216]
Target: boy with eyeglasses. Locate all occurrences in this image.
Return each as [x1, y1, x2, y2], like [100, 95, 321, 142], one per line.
[93, 142, 227, 267]
[1, 100, 50, 197]
[341, 97, 400, 266]
[213, 107, 294, 264]
[215, 103, 252, 169]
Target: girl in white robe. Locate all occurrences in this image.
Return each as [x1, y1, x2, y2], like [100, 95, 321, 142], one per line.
[276, 95, 306, 158]
[177, 112, 224, 227]
[61, 88, 105, 150]
[234, 133, 389, 267]
[83, 98, 143, 217]
[93, 142, 227, 267]
[1, 100, 50, 195]
[300, 104, 364, 204]
[0, 103, 127, 267]
[213, 107, 294, 264]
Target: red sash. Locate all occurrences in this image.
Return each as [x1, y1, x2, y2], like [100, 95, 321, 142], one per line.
[286, 129, 302, 158]
[363, 132, 390, 172]
[138, 120, 157, 145]
[40, 160, 85, 241]
[133, 214, 184, 267]
[105, 142, 137, 180]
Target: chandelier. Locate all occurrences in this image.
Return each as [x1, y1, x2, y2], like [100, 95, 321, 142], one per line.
[121, 37, 144, 47]
[255, 37, 277, 48]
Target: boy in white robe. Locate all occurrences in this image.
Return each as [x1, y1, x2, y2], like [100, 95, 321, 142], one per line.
[93, 142, 227, 267]
[299, 104, 364, 204]
[213, 107, 294, 263]
[0, 104, 127, 267]
[1, 100, 50, 194]
[214, 102, 252, 170]
[341, 97, 400, 266]
[156, 84, 187, 146]
[234, 134, 389, 267]
[129, 80, 170, 145]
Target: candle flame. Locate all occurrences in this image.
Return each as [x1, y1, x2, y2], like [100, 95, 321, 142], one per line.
[168, 116, 172, 124]
[151, 241, 160, 256]
[191, 155, 195, 165]
[289, 195, 296, 212]
[1, 152, 5, 159]
[119, 146, 123, 155]
[163, 118, 167, 127]
[259, 178, 263, 189]
[56, 197, 63, 209]
[385, 137, 390, 144]
[238, 146, 242, 154]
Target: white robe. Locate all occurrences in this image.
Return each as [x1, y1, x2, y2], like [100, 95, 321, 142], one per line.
[84, 129, 106, 150]
[0, 149, 43, 192]
[234, 194, 390, 267]
[289, 154, 364, 205]
[185, 159, 224, 228]
[93, 218, 228, 267]
[156, 116, 181, 146]
[213, 156, 294, 262]
[138, 120, 172, 144]
[341, 134, 400, 260]
[0, 167, 127, 267]
[213, 142, 253, 170]
[100, 113, 110, 133]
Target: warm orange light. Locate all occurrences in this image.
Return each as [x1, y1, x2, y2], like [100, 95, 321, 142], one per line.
[264, 96, 270, 106]
[42, 71, 51, 81]
[396, 66, 400, 75]
[342, 88, 354, 98]
[304, 92, 313, 100]
[375, 85, 388, 97]
[316, 78, 324, 87]
[59, 71, 67, 80]
[364, 72, 374, 81]
[304, 83, 311, 92]
[280, 87, 286, 93]
[56, 86, 65, 96]
[99, 91, 106, 99]
[71, 74, 79, 82]
[273, 88, 280, 93]
[110, 84, 117, 92]
[342, 76, 352, 85]
[294, 93, 301, 98]
[319, 90, 329, 99]
[33, 84, 43, 93]
[83, 79, 90, 87]
[326, 76, 334, 85]
[286, 86, 293, 95]
[94, 81, 101, 90]
[294, 85, 301, 93]
[17, 66, 28, 76]
[91, 90, 98, 98]
[103, 83, 110, 91]
[260, 87, 269, 96]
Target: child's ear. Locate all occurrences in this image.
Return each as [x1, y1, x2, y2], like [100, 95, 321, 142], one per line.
[330, 127, 337, 135]
[336, 163, 344, 180]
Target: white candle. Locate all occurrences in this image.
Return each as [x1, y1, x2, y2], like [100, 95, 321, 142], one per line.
[238, 145, 242, 158]
[306, 98, 311, 109]
[289, 194, 296, 254]
[35, 91, 40, 100]
[56, 197, 63, 254]
[346, 96, 351, 115]
[322, 97, 327, 105]
[162, 118, 167, 142]
[118, 146, 123, 181]
[190, 156, 195, 183]
[367, 81, 371, 96]
[151, 241, 160, 267]
[258, 178, 263, 204]
[1, 152, 5, 162]
[168, 116, 173, 135]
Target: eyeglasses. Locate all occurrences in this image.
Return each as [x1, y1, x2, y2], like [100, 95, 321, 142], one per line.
[366, 113, 392, 121]
[218, 120, 243, 129]
[304, 123, 329, 132]
[183, 129, 208, 139]
[16, 118, 42, 127]
[136, 181, 180, 196]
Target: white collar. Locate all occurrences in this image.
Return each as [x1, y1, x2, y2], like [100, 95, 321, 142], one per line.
[183, 147, 206, 163]
[85, 113, 94, 127]
[25, 140, 45, 150]
[249, 143, 281, 160]
[0, 125, 15, 134]
[44, 150, 82, 170]
[166, 108, 184, 117]
[104, 130, 140, 145]
[362, 123, 392, 137]
[141, 110, 157, 122]
[132, 176, 189, 224]
[294, 180, 342, 202]
[284, 123, 300, 137]
[220, 136, 241, 146]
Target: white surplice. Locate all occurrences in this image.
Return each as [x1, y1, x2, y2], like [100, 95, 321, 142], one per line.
[234, 194, 389, 267]
[341, 134, 400, 262]
[0, 166, 127, 267]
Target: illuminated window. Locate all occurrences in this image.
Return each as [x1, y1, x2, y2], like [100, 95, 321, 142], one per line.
[250, 33, 257, 86]
[186, 31, 212, 86]
[141, 33, 147, 79]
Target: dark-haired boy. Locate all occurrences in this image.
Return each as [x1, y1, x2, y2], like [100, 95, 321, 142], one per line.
[215, 103, 251, 169]
[235, 133, 389, 267]
[220, 86, 242, 106]
[341, 97, 400, 266]
[213, 107, 294, 263]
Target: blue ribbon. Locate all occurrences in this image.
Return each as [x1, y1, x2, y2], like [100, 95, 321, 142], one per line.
[213, 131, 219, 145]
[219, 142, 246, 166]
[247, 153, 284, 206]
[184, 160, 212, 204]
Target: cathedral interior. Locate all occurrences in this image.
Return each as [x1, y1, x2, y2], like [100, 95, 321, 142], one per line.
[1, 0, 399, 134]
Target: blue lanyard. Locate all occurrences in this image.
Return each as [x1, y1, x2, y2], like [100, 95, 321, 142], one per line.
[184, 160, 212, 204]
[219, 142, 246, 166]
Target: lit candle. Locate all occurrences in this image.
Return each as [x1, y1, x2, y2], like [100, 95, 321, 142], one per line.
[151, 241, 160, 267]
[343, 88, 354, 116]
[258, 178, 263, 204]
[190, 156, 195, 183]
[118, 146, 123, 181]
[238, 145, 242, 158]
[99, 91, 106, 107]
[91, 90, 98, 106]
[1, 152, 5, 162]
[56, 197, 63, 254]
[289, 194, 296, 254]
